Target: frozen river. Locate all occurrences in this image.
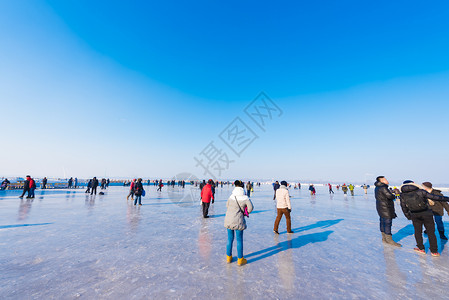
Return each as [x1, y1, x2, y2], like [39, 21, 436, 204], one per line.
[1, 184, 449, 299]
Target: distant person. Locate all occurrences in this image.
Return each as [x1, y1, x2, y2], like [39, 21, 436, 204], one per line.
[309, 184, 316, 195]
[400, 180, 449, 256]
[28, 177, 36, 198]
[157, 179, 163, 192]
[19, 176, 31, 198]
[68, 177, 73, 189]
[298, 182, 301, 190]
[273, 181, 280, 200]
[328, 183, 334, 194]
[224, 180, 254, 266]
[201, 179, 214, 218]
[85, 179, 92, 193]
[246, 181, 252, 197]
[349, 184, 355, 196]
[362, 184, 369, 194]
[422, 182, 449, 240]
[127, 179, 136, 200]
[42, 177, 47, 189]
[336, 185, 340, 191]
[133, 178, 143, 206]
[1, 178, 10, 190]
[74, 178, 78, 189]
[375, 176, 401, 247]
[200, 180, 206, 191]
[274, 181, 293, 234]
[341, 184, 348, 195]
[91, 177, 99, 195]
[106, 178, 110, 188]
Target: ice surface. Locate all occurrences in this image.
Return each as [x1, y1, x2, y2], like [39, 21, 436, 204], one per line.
[1, 185, 449, 299]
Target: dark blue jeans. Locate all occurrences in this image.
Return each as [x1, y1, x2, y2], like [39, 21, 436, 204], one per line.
[434, 215, 444, 232]
[379, 217, 392, 235]
[134, 195, 142, 205]
[28, 188, 35, 198]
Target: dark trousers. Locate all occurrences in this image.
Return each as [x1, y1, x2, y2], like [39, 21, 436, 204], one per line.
[379, 217, 392, 235]
[329, 189, 334, 194]
[28, 188, 35, 198]
[412, 213, 438, 253]
[202, 202, 210, 217]
[274, 208, 292, 232]
[20, 188, 29, 197]
[91, 187, 97, 195]
[247, 189, 251, 197]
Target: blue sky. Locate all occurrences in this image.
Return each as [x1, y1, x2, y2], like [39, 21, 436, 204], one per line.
[1, 1, 448, 184]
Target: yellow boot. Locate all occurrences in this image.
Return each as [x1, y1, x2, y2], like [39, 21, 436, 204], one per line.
[226, 255, 233, 263]
[237, 257, 247, 266]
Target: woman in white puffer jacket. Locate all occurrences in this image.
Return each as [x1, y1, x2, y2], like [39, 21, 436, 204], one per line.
[224, 180, 254, 266]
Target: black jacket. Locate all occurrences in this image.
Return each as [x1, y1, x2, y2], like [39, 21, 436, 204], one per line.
[400, 183, 449, 220]
[91, 178, 99, 188]
[23, 179, 30, 191]
[273, 183, 280, 191]
[134, 182, 143, 196]
[375, 181, 397, 219]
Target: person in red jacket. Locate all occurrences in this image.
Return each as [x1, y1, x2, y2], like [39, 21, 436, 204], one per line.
[28, 177, 36, 198]
[201, 179, 215, 218]
[127, 179, 136, 200]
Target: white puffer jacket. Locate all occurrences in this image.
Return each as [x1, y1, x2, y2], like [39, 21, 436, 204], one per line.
[224, 187, 254, 231]
[276, 185, 291, 209]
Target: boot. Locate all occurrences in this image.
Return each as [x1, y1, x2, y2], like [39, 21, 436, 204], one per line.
[226, 255, 233, 263]
[385, 234, 402, 247]
[439, 231, 448, 240]
[237, 257, 247, 266]
[381, 232, 387, 243]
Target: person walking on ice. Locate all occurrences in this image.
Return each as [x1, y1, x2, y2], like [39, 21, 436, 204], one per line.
[274, 181, 294, 234]
[400, 180, 449, 256]
[224, 180, 254, 266]
[422, 182, 449, 240]
[349, 184, 355, 196]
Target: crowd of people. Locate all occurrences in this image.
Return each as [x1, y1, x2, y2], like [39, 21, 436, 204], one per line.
[5, 174, 449, 262]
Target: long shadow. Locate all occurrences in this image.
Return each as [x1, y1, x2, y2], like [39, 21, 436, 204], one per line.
[393, 224, 414, 242]
[279, 219, 344, 235]
[209, 214, 226, 218]
[0, 223, 53, 229]
[246, 231, 334, 264]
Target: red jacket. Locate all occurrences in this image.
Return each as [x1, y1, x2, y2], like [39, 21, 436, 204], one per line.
[29, 179, 36, 189]
[201, 184, 214, 203]
[130, 181, 135, 190]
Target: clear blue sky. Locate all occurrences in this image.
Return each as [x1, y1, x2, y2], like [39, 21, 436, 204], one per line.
[1, 1, 448, 184]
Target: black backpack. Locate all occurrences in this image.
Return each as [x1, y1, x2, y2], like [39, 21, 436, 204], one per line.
[403, 191, 428, 213]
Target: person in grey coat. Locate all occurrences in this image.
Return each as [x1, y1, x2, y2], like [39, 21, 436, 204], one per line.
[224, 180, 254, 266]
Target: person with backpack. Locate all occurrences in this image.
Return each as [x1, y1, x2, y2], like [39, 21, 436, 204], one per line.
[224, 180, 254, 266]
[422, 182, 449, 240]
[375, 176, 401, 247]
[341, 184, 348, 195]
[400, 180, 449, 256]
[133, 178, 143, 206]
[19, 176, 31, 198]
[127, 179, 136, 200]
[274, 181, 294, 234]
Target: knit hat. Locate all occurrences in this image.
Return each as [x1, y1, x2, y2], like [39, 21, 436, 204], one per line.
[403, 180, 414, 184]
[422, 182, 432, 189]
[281, 181, 288, 187]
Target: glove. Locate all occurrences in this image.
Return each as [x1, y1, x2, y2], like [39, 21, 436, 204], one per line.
[212, 200, 214, 204]
[288, 208, 291, 213]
